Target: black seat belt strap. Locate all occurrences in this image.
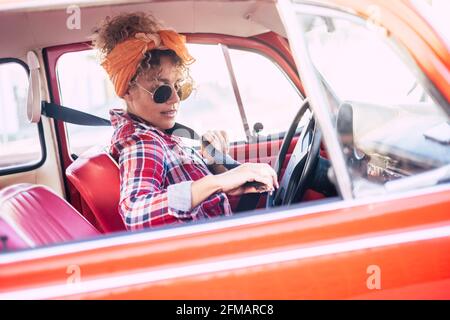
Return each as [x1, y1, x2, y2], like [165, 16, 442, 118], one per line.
[41, 102, 200, 140]
[41, 101, 111, 126]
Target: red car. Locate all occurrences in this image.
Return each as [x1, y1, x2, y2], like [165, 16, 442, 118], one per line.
[0, 0, 449, 299]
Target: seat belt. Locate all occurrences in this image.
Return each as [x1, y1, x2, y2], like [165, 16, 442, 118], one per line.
[42, 101, 111, 126]
[41, 101, 200, 139]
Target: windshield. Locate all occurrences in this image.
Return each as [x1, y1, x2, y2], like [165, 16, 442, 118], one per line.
[298, 14, 450, 195]
[411, 0, 450, 47]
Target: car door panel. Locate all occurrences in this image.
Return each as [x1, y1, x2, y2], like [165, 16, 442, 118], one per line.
[230, 137, 298, 168]
[1, 186, 449, 299]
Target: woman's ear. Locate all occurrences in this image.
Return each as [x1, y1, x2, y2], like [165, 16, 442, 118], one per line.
[123, 89, 133, 103]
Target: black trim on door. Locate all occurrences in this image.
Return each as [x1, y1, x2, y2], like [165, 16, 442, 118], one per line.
[0, 57, 47, 176]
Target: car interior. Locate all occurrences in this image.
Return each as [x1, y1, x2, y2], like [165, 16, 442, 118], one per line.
[2, 0, 448, 255]
[0, 0, 342, 253]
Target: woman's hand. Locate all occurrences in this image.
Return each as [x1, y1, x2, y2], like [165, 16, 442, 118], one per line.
[216, 162, 279, 196]
[191, 162, 279, 208]
[201, 130, 229, 165]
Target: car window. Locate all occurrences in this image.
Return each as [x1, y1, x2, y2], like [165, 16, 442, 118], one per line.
[229, 48, 301, 138]
[299, 15, 450, 195]
[174, 44, 246, 143]
[56, 50, 118, 156]
[179, 45, 302, 142]
[57, 42, 302, 155]
[305, 18, 431, 105]
[0, 60, 43, 173]
[56, 44, 246, 154]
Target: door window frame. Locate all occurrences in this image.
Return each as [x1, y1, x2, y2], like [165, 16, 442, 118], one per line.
[43, 33, 305, 209]
[0, 57, 47, 176]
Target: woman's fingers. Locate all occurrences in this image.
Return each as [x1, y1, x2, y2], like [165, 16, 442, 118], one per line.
[261, 163, 279, 189]
[203, 131, 216, 147]
[216, 131, 228, 153]
[203, 130, 229, 154]
[219, 161, 278, 195]
[202, 132, 220, 154]
[246, 163, 278, 192]
[220, 130, 230, 153]
[242, 186, 259, 194]
[250, 174, 274, 192]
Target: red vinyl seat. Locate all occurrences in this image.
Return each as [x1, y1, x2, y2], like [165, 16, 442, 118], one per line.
[66, 147, 126, 233]
[0, 218, 29, 251]
[0, 184, 100, 251]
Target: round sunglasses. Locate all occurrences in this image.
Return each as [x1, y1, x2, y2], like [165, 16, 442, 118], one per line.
[136, 82, 192, 104]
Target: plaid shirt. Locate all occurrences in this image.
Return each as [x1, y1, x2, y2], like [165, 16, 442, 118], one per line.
[109, 109, 232, 230]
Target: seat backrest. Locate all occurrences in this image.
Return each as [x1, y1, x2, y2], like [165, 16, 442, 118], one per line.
[0, 184, 100, 250]
[66, 147, 126, 233]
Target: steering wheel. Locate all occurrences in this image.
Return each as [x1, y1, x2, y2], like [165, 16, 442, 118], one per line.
[266, 99, 322, 208]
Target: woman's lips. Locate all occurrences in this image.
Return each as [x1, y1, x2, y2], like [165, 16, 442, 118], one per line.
[161, 110, 177, 118]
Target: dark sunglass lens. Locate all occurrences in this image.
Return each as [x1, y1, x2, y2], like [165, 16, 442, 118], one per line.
[153, 85, 172, 104]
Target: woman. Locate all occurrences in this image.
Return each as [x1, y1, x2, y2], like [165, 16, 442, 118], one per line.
[92, 13, 278, 230]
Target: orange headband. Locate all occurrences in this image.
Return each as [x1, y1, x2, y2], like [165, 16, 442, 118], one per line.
[101, 30, 194, 98]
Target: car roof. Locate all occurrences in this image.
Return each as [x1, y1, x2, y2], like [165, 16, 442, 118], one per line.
[0, 0, 281, 59]
[0, 0, 446, 60]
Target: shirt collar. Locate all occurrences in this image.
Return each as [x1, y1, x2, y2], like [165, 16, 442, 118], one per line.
[109, 108, 181, 142]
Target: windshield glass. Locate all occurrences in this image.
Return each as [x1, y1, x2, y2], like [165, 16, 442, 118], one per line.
[297, 13, 450, 195]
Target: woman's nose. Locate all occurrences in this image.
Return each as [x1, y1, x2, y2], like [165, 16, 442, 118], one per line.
[166, 85, 180, 105]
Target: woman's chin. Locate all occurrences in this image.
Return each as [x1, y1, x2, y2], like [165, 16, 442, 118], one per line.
[159, 118, 177, 130]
